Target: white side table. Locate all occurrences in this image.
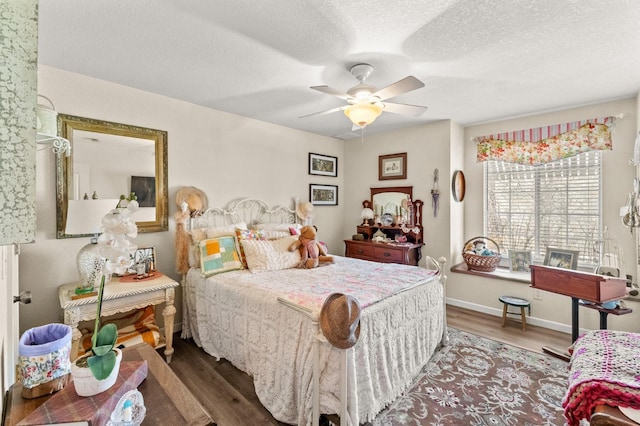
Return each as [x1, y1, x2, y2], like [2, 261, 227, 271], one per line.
[58, 273, 179, 363]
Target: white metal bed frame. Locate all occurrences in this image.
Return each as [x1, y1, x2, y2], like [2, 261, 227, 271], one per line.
[184, 197, 449, 425]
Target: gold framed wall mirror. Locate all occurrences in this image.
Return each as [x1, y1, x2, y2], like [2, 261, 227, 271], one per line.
[56, 114, 168, 238]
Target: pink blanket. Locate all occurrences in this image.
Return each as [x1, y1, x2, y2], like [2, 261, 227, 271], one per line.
[562, 330, 640, 425]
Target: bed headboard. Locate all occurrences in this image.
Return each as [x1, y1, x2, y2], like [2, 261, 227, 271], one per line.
[188, 198, 299, 231]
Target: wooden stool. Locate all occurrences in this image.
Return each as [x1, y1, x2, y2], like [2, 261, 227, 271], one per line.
[499, 295, 531, 331]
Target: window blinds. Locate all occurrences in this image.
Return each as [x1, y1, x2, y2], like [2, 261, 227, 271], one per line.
[484, 151, 601, 264]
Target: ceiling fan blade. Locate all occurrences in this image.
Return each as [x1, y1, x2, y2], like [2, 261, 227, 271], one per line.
[299, 105, 347, 119]
[310, 85, 352, 101]
[372, 76, 425, 101]
[382, 102, 428, 117]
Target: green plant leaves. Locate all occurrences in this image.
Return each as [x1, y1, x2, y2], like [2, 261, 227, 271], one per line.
[92, 324, 117, 356]
[87, 350, 117, 380]
[87, 323, 119, 380]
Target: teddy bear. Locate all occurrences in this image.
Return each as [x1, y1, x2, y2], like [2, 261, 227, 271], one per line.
[288, 225, 334, 269]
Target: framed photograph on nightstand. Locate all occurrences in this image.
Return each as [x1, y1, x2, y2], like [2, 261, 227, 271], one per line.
[133, 246, 157, 272]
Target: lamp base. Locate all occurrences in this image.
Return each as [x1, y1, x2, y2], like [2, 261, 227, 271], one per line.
[76, 242, 105, 295]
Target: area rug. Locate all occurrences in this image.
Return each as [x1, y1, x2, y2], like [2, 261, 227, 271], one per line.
[367, 328, 569, 426]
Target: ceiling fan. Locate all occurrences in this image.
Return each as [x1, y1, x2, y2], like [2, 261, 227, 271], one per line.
[301, 63, 427, 128]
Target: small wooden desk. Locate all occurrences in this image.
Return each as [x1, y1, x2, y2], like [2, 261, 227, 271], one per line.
[3, 343, 213, 426]
[59, 273, 179, 363]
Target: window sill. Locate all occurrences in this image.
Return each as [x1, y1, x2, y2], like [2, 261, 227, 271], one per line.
[450, 262, 531, 284]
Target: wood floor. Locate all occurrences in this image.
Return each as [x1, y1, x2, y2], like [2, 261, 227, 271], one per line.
[162, 304, 573, 426]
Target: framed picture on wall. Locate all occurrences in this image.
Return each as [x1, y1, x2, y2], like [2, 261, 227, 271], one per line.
[379, 152, 407, 180]
[309, 153, 337, 177]
[543, 248, 579, 270]
[309, 184, 338, 206]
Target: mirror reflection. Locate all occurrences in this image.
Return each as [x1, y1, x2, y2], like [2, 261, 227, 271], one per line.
[371, 186, 413, 224]
[56, 115, 168, 238]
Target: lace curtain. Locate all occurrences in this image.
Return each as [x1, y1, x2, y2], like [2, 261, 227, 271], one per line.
[475, 116, 614, 165]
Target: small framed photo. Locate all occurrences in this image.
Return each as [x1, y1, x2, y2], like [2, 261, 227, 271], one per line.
[309, 152, 338, 177]
[543, 248, 579, 270]
[509, 250, 532, 272]
[133, 246, 157, 272]
[309, 184, 338, 206]
[379, 152, 407, 180]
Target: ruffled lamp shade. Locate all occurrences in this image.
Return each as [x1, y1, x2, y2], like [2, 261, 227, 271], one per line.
[360, 207, 374, 226]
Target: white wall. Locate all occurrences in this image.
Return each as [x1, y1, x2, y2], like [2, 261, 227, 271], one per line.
[21, 65, 344, 333]
[25, 65, 640, 338]
[452, 97, 640, 334]
[343, 120, 453, 264]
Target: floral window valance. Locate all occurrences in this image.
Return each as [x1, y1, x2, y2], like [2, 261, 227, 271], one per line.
[475, 117, 614, 165]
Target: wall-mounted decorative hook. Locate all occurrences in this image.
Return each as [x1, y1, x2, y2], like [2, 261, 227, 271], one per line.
[431, 169, 440, 217]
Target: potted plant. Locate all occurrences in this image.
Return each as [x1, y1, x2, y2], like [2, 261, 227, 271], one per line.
[71, 199, 139, 396]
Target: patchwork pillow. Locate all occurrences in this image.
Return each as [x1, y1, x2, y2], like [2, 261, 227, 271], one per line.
[240, 235, 301, 273]
[199, 236, 243, 277]
[188, 223, 248, 267]
[235, 228, 266, 268]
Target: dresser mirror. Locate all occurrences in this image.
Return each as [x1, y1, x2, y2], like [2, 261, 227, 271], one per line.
[371, 186, 414, 221]
[346, 186, 424, 265]
[360, 186, 423, 243]
[56, 114, 168, 238]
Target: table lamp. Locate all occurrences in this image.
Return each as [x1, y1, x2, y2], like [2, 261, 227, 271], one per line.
[65, 199, 120, 294]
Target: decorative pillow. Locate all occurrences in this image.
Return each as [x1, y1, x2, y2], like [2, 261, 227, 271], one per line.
[235, 228, 265, 268]
[199, 236, 243, 277]
[240, 235, 301, 273]
[252, 223, 302, 239]
[254, 223, 300, 232]
[261, 230, 292, 240]
[188, 223, 247, 268]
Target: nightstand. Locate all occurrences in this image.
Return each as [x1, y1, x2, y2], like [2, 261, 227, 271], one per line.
[59, 273, 179, 363]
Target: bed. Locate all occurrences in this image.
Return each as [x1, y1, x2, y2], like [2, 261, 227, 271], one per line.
[179, 198, 448, 425]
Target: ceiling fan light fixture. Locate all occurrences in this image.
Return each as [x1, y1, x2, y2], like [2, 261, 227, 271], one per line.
[344, 103, 383, 127]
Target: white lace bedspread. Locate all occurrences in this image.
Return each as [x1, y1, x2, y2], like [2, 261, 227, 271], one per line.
[182, 256, 444, 425]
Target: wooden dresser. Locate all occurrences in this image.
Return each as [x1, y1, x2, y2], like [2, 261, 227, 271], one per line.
[344, 239, 423, 266]
[346, 186, 425, 266]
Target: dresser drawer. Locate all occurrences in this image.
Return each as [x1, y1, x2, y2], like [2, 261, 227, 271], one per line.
[346, 242, 374, 258]
[344, 240, 423, 266]
[372, 245, 403, 263]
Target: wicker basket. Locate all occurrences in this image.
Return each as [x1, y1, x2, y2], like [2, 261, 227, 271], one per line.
[462, 236, 501, 272]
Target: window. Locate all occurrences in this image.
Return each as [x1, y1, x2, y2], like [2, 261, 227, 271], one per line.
[484, 151, 601, 265]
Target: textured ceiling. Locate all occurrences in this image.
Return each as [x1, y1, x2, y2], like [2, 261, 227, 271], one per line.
[38, 0, 640, 139]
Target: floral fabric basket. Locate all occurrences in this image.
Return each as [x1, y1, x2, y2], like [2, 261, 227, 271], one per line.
[18, 323, 72, 389]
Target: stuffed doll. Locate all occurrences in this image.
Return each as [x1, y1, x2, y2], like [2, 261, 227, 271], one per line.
[288, 225, 334, 269]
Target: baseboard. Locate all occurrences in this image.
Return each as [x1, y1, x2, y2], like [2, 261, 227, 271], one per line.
[446, 297, 573, 335]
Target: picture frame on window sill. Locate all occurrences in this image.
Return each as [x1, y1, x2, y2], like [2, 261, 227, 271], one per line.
[509, 250, 532, 272]
[543, 247, 579, 270]
[379, 152, 407, 180]
[309, 152, 338, 177]
[309, 184, 338, 206]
